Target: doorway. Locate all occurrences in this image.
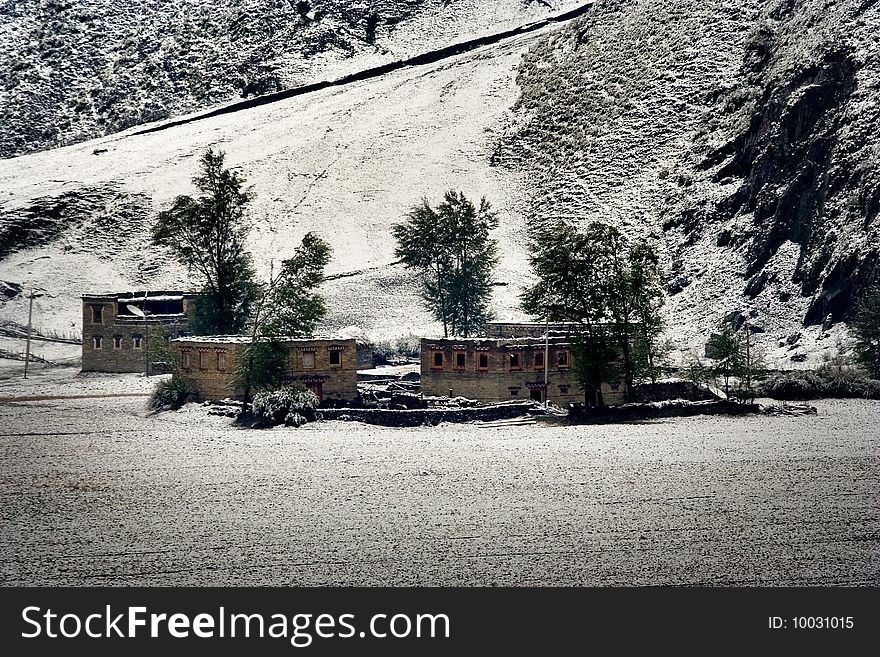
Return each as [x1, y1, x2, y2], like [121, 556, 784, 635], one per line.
[529, 388, 543, 403]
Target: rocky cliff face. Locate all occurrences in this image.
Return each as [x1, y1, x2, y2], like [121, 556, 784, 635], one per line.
[0, 0, 577, 158]
[498, 0, 880, 355]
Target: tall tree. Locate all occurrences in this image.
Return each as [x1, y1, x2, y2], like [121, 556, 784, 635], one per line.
[853, 287, 880, 379]
[521, 220, 666, 406]
[393, 191, 498, 337]
[152, 147, 258, 335]
[521, 221, 621, 406]
[234, 232, 332, 413]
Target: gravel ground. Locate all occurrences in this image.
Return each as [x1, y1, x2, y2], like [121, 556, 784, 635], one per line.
[0, 374, 877, 586]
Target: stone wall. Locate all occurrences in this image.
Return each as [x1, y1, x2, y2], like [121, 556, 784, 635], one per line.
[420, 338, 627, 406]
[81, 294, 195, 373]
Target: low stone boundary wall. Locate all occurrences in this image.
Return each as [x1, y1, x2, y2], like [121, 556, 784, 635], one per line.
[568, 399, 761, 423]
[320, 402, 541, 427]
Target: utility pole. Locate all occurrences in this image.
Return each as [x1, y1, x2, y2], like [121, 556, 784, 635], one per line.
[544, 319, 549, 408]
[23, 288, 44, 379]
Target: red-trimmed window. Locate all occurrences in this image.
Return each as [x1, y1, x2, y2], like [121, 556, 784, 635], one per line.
[509, 352, 522, 371]
[432, 351, 444, 369]
[454, 351, 466, 370]
[533, 351, 545, 370]
[477, 353, 489, 371]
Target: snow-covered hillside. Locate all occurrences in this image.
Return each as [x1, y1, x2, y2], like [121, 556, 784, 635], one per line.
[0, 0, 585, 157]
[498, 0, 880, 366]
[0, 20, 548, 349]
[2, 0, 877, 370]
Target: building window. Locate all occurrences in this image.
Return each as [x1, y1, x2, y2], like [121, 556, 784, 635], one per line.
[182, 351, 192, 369]
[477, 353, 489, 371]
[559, 385, 571, 394]
[91, 305, 103, 324]
[509, 387, 521, 397]
[432, 352, 444, 369]
[454, 352, 466, 370]
[329, 350, 341, 366]
[113, 335, 122, 350]
[302, 351, 315, 369]
[557, 350, 570, 368]
[217, 351, 227, 371]
[199, 351, 210, 369]
[533, 351, 545, 369]
[133, 336, 143, 350]
[92, 335, 102, 350]
[509, 352, 521, 370]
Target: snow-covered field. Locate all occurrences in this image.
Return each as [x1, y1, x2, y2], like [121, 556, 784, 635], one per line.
[1, 373, 877, 586]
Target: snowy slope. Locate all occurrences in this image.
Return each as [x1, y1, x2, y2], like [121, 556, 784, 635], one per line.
[0, 21, 549, 347]
[0, 0, 586, 157]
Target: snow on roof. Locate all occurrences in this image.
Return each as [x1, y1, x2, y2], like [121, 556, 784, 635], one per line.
[171, 335, 357, 345]
[82, 290, 199, 300]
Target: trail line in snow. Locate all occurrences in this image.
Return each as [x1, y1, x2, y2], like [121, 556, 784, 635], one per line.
[133, 1, 597, 136]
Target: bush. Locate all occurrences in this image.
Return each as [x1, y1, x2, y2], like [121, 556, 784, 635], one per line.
[760, 367, 880, 400]
[760, 371, 825, 400]
[149, 376, 189, 410]
[251, 385, 320, 427]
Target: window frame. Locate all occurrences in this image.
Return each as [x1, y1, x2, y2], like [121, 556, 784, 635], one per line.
[112, 335, 122, 350]
[92, 335, 102, 350]
[302, 351, 316, 369]
[132, 335, 143, 350]
[431, 351, 444, 370]
[329, 350, 342, 367]
[91, 305, 104, 325]
[533, 351, 545, 370]
[453, 351, 466, 371]
[509, 352, 522, 371]
[557, 349, 570, 369]
[217, 351, 227, 371]
[477, 352, 489, 371]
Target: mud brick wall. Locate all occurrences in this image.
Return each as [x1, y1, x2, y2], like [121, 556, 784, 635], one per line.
[175, 338, 359, 402]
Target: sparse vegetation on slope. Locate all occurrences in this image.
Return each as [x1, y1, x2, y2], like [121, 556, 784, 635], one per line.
[499, 0, 880, 357]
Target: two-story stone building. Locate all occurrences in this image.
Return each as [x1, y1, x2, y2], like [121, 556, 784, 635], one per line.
[172, 336, 359, 402]
[81, 291, 198, 373]
[420, 324, 627, 406]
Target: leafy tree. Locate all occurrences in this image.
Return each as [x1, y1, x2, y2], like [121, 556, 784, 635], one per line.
[853, 287, 880, 379]
[152, 147, 259, 335]
[234, 232, 332, 413]
[393, 191, 498, 337]
[521, 220, 666, 405]
[705, 324, 744, 397]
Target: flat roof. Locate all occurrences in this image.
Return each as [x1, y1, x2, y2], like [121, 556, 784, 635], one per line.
[172, 335, 357, 345]
[83, 290, 199, 300]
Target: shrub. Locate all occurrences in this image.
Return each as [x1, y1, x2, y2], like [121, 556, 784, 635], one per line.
[760, 371, 825, 400]
[149, 375, 189, 410]
[760, 367, 880, 400]
[251, 385, 320, 427]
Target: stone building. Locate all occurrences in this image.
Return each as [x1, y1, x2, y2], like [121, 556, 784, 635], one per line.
[81, 291, 198, 373]
[420, 329, 627, 406]
[172, 336, 359, 402]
